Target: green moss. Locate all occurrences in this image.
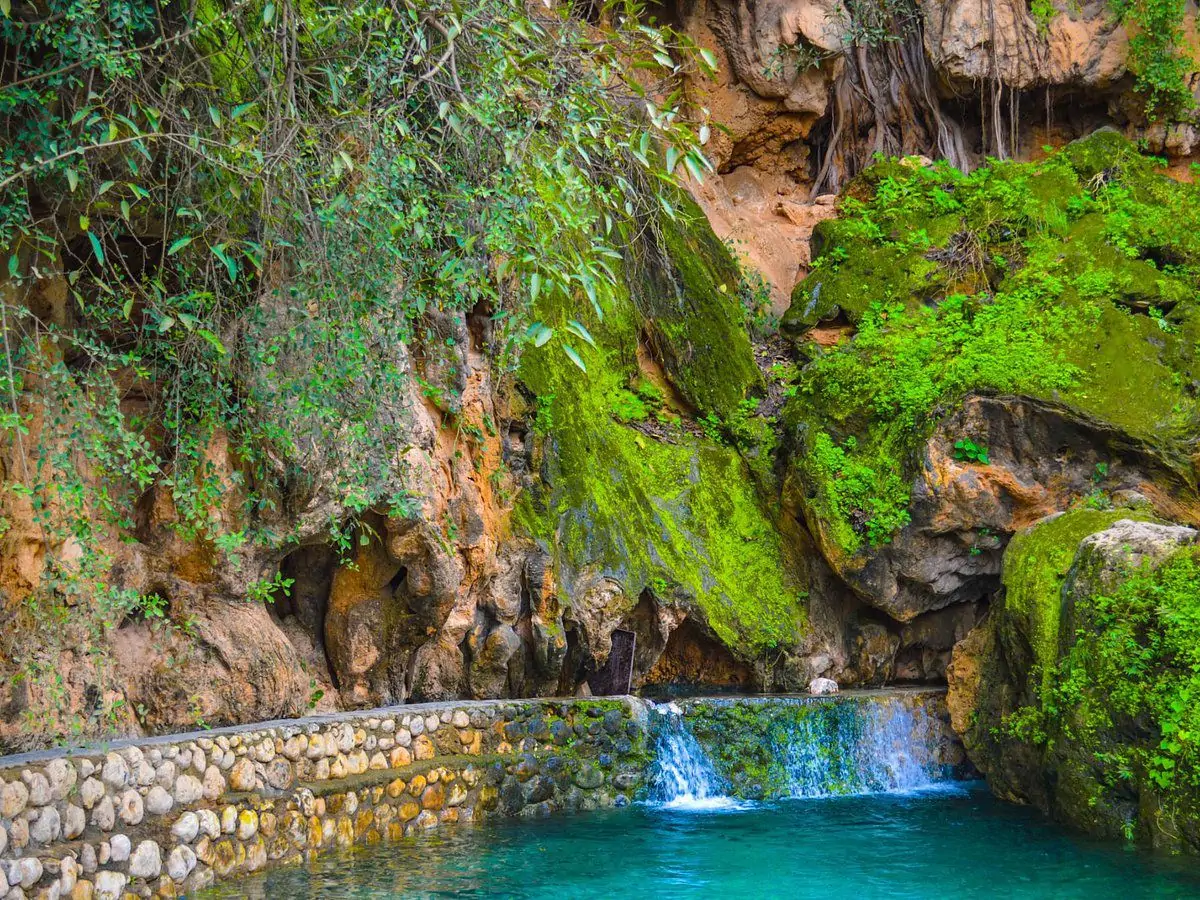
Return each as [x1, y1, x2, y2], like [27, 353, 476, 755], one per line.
[1001, 509, 1147, 691]
[995, 534, 1200, 846]
[783, 132, 1200, 554]
[515, 207, 805, 655]
[631, 191, 763, 420]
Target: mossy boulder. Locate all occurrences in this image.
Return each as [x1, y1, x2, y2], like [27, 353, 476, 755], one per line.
[951, 512, 1200, 851]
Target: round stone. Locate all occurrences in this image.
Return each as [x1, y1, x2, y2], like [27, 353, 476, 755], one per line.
[173, 773, 203, 804]
[62, 802, 86, 839]
[109, 833, 131, 862]
[100, 753, 129, 789]
[80, 776, 105, 809]
[0, 780, 28, 818]
[129, 839, 162, 879]
[29, 804, 61, 844]
[229, 757, 257, 792]
[166, 844, 197, 882]
[45, 758, 77, 800]
[117, 788, 144, 825]
[95, 869, 128, 898]
[171, 811, 199, 843]
[197, 808, 221, 839]
[90, 795, 116, 831]
[145, 785, 174, 816]
[23, 771, 50, 805]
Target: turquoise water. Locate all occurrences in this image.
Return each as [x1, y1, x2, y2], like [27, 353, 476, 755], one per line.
[203, 783, 1200, 898]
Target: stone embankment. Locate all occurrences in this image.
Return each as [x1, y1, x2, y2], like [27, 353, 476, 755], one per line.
[0, 698, 652, 898]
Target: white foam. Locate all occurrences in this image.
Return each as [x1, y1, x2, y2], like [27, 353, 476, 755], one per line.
[652, 795, 757, 812]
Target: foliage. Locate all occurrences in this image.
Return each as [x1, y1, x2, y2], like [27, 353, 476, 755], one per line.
[786, 133, 1200, 553]
[1014, 540, 1200, 833]
[953, 439, 990, 464]
[0, 0, 714, 740]
[1111, 0, 1196, 120]
[515, 206, 805, 654]
[1029, 0, 1058, 37]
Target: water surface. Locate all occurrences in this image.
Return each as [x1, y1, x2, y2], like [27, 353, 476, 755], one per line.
[202, 783, 1200, 898]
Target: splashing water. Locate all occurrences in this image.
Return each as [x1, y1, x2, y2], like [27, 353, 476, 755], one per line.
[777, 697, 943, 797]
[648, 694, 948, 806]
[647, 703, 744, 810]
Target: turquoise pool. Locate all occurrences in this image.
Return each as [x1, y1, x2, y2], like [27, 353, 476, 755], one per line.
[201, 782, 1200, 898]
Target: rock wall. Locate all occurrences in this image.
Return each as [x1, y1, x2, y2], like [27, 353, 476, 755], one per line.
[0, 697, 652, 898]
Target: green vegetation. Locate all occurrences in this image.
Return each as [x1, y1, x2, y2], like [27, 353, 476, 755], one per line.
[785, 132, 1200, 554]
[1000, 509, 1144, 692]
[515, 206, 805, 654]
[997, 512, 1200, 841]
[0, 0, 717, 735]
[1113, 0, 1196, 119]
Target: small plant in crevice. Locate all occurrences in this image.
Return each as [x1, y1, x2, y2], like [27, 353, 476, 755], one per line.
[953, 439, 991, 465]
[969, 526, 996, 556]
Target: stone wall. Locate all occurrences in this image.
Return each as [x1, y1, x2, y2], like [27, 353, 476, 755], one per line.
[0, 697, 653, 899]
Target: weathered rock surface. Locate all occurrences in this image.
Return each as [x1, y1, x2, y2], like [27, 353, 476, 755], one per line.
[798, 394, 1199, 623]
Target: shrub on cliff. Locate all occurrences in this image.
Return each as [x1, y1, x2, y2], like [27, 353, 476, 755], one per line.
[0, 0, 714, 738]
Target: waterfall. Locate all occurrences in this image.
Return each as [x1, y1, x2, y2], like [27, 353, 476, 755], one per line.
[646, 693, 952, 806]
[647, 702, 734, 809]
[777, 697, 942, 798]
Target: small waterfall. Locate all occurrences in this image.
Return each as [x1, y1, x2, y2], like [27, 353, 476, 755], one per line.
[778, 697, 942, 798]
[646, 693, 953, 805]
[647, 702, 732, 808]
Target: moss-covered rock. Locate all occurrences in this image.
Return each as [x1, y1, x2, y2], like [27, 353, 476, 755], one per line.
[514, 204, 805, 659]
[953, 513, 1200, 851]
[782, 131, 1200, 559]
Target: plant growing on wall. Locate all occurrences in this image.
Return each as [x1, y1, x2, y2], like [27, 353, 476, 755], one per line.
[0, 0, 713, 740]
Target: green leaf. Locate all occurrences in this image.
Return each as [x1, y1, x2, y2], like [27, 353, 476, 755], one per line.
[562, 344, 587, 373]
[263, 2, 275, 24]
[665, 146, 681, 175]
[86, 232, 104, 265]
[167, 237, 193, 256]
[699, 48, 718, 72]
[565, 319, 597, 348]
[0, 0, 10, 17]
[530, 272, 542, 303]
[122, 296, 134, 319]
[197, 328, 227, 354]
[66, 168, 79, 192]
[159, 316, 176, 333]
[79, 215, 90, 231]
[533, 324, 554, 347]
[211, 243, 237, 281]
[208, 105, 221, 127]
[98, 180, 115, 195]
